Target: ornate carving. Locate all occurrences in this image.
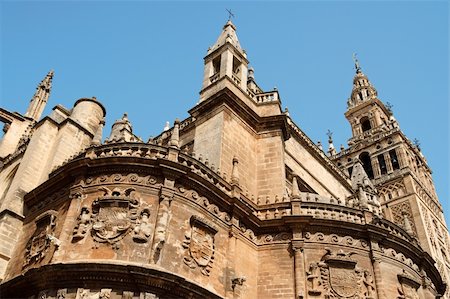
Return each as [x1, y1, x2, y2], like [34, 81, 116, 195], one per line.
[152, 195, 172, 263]
[257, 232, 292, 245]
[397, 270, 420, 299]
[379, 245, 420, 272]
[306, 249, 372, 298]
[306, 262, 322, 295]
[177, 186, 231, 223]
[57, 289, 67, 299]
[84, 173, 160, 187]
[183, 215, 218, 276]
[140, 293, 159, 299]
[72, 206, 91, 241]
[122, 291, 134, 299]
[90, 188, 140, 245]
[100, 289, 112, 299]
[303, 231, 369, 249]
[390, 200, 417, 235]
[24, 210, 58, 268]
[133, 208, 152, 242]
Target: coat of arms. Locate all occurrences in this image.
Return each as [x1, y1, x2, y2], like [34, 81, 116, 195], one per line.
[183, 215, 218, 276]
[306, 248, 375, 298]
[90, 187, 139, 244]
[24, 210, 58, 268]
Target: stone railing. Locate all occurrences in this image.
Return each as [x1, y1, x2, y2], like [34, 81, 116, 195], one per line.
[231, 73, 241, 85]
[299, 202, 366, 224]
[255, 91, 279, 104]
[177, 153, 232, 196]
[296, 192, 346, 206]
[372, 217, 417, 244]
[85, 143, 169, 160]
[255, 206, 292, 220]
[210, 73, 220, 83]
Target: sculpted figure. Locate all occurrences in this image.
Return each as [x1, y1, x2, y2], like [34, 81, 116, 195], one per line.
[73, 207, 91, 240]
[307, 262, 322, 294]
[133, 209, 152, 242]
[363, 270, 376, 298]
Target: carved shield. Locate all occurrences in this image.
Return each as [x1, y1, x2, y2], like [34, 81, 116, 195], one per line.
[92, 199, 131, 243]
[189, 226, 214, 267]
[329, 266, 357, 297]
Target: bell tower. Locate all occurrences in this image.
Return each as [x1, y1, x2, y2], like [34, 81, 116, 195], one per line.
[332, 58, 450, 292]
[345, 57, 393, 145]
[200, 20, 249, 102]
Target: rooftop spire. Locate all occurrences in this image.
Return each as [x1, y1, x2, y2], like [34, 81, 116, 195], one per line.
[24, 70, 54, 121]
[347, 57, 378, 109]
[207, 19, 244, 56]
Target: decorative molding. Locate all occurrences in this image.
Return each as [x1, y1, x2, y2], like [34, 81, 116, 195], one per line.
[303, 232, 369, 250]
[177, 186, 231, 223]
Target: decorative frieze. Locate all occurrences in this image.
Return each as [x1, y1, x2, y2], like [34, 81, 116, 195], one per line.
[83, 173, 161, 188]
[303, 232, 369, 250]
[177, 186, 231, 223]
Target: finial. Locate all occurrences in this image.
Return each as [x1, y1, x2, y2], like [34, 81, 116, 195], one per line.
[317, 141, 323, 151]
[122, 113, 128, 120]
[352, 53, 361, 73]
[226, 9, 235, 21]
[169, 118, 180, 148]
[327, 130, 336, 156]
[326, 129, 333, 142]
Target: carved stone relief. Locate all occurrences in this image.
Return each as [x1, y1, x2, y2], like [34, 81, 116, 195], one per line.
[72, 187, 153, 248]
[57, 289, 67, 299]
[152, 195, 172, 263]
[183, 215, 218, 276]
[390, 200, 417, 235]
[133, 208, 152, 242]
[24, 210, 58, 268]
[177, 186, 231, 223]
[83, 173, 161, 188]
[304, 231, 369, 250]
[397, 270, 420, 299]
[305, 249, 375, 298]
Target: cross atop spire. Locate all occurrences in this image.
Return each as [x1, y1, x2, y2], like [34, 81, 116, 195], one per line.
[226, 9, 235, 21]
[352, 53, 361, 74]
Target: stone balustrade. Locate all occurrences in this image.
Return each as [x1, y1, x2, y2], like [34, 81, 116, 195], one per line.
[255, 91, 278, 104]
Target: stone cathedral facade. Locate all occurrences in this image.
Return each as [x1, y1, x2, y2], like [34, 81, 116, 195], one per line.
[0, 21, 448, 299]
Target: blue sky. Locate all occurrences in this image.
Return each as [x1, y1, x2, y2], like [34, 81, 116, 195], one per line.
[1, 1, 448, 217]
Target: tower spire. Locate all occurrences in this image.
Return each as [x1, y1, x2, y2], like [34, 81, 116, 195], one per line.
[25, 70, 54, 121]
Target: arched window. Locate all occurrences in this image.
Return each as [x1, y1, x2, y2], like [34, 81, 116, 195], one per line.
[359, 152, 374, 179]
[360, 116, 371, 132]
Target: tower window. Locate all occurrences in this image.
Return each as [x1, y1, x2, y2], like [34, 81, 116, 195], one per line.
[389, 149, 400, 170]
[378, 154, 387, 175]
[359, 152, 374, 179]
[360, 116, 371, 132]
[232, 56, 241, 74]
[212, 56, 221, 74]
[348, 166, 353, 177]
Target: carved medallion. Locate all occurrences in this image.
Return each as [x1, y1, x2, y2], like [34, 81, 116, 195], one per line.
[183, 215, 218, 276]
[24, 210, 58, 268]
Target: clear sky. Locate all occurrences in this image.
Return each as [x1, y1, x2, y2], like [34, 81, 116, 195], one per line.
[0, 1, 448, 217]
